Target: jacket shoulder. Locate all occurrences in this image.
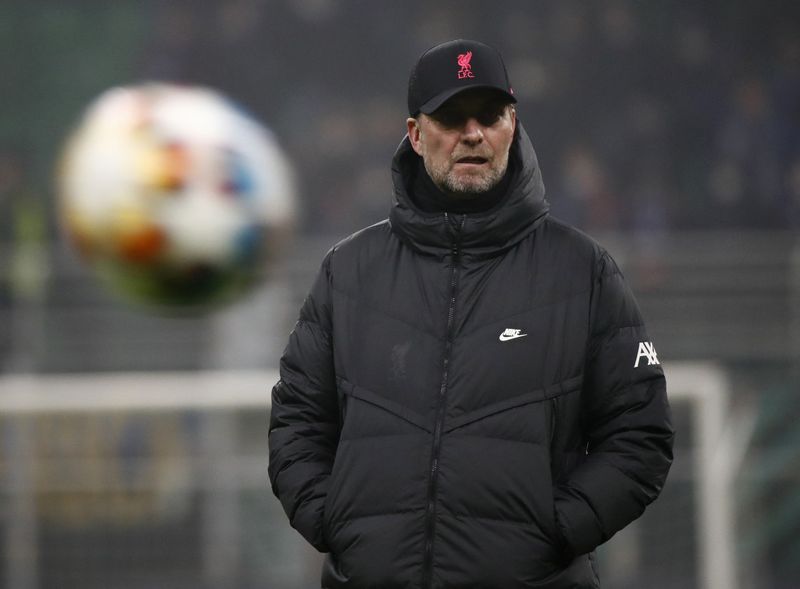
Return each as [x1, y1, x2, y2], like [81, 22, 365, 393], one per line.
[331, 219, 392, 253]
[325, 219, 394, 279]
[537, 216, 611, 272]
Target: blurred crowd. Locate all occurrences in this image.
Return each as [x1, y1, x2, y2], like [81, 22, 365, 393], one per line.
[135, 0, 800, 235]
[2, 0, 799, 247]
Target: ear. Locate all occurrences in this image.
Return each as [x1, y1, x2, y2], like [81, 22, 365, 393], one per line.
[509, 105, 517, 134]
[407, 117, 423, 155]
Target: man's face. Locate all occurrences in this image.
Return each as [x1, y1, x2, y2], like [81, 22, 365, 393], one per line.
[407, 89, 516, 198]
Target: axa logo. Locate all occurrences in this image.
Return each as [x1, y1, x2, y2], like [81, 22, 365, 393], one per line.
[457, 51, 475, 79]
[634, 341, 659, 367]
[499, 328, 527, 342]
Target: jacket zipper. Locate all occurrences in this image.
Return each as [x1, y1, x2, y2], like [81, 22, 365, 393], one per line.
[549, 398, 558, 470]
[421, 213, 465, 589]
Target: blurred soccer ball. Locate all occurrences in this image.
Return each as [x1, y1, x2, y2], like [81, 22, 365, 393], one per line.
[58, 83, 296, 310]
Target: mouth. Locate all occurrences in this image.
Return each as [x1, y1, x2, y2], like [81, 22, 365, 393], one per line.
[455, 156, 489, 166]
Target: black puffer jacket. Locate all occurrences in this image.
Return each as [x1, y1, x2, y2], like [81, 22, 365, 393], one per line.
[269, 124, 673, 589]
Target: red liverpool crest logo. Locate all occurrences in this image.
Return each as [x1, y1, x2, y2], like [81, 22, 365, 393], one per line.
[457, 51, 475, 79]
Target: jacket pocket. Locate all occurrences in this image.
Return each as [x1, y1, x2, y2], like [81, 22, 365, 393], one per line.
[338, 377, 432, 434]
[321, 552, 350, 588]
[443, 374, 583, 434]
[322, 382, 351, 544]
[322, 378, 430, 548]
[526, 553, 598, 588]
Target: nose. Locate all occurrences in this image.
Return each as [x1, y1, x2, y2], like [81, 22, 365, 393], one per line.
[461, 117, 484, 145]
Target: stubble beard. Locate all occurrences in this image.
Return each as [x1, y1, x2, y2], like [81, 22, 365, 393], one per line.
[424, 151, 510, 199]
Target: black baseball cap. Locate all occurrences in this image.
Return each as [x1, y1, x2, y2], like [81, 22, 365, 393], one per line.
[408, 39, 516, 116]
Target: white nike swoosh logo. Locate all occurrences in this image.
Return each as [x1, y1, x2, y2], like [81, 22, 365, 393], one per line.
[499, 333, 528, 342]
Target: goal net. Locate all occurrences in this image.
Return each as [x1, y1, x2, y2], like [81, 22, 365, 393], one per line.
[0, 362, 738, 589]
[598, 361, 745, 589]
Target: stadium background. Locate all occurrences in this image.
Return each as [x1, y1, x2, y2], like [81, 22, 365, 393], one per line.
[0, 1, 799, 588]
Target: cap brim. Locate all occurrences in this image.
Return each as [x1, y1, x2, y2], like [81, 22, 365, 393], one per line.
[418, 85, 516, 115]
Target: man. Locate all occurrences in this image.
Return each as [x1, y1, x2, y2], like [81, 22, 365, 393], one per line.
[269, 39, 673, 589]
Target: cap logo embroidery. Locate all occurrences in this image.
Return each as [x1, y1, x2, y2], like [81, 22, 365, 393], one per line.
[457, 51, 475, 79]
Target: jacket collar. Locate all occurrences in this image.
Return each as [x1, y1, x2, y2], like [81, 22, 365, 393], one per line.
[388, 122, 549, 259]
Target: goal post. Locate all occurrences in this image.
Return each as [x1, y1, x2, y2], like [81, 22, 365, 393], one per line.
[0, 370, 288, 589]
[0, 363, 742, 589]
[0, 370, 280, 414]
[661, 362, 748, 589]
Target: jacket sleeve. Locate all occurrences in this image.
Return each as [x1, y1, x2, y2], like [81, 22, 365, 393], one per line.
[554, 251, 674, 558]
[268, 251, 338, 552]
